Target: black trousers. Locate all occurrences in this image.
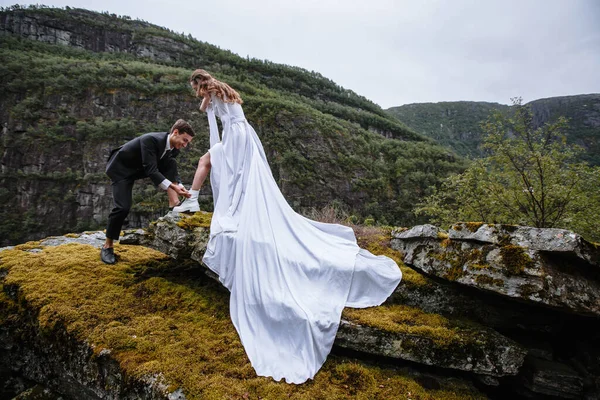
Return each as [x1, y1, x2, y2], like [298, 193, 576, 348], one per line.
[106, 157, 178, 241]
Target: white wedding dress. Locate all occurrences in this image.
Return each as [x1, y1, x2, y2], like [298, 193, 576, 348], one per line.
[201, 95, 402, 384]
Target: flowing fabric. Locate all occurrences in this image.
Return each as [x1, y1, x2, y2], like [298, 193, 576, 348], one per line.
[202, 96, 402, 384]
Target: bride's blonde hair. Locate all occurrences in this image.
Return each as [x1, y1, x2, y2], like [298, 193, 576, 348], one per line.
[190, 69, 243, 104]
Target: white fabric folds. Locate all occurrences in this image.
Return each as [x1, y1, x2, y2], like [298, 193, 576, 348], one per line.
[202, 96, 402, 384]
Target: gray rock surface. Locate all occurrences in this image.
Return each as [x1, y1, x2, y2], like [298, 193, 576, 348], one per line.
[392, 224, 600, 317]
[121, 212, 210, 266]
[336, 320, 526, 376]
[39, 231, 106, 248]
[521, 357, 584, 399]
[392, 224, 445, 239]
[449, 223, 599, 266]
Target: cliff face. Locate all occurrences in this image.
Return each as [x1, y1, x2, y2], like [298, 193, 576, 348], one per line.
[0, 8, 194, 62]
[0, 6, 464, 246]
[0, 85, 206, 244]
[387, 95, 600, 164]
[528, 94, 600, 166]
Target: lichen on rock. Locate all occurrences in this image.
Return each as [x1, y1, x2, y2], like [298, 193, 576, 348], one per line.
[499, 244, 534, 275]
[392, 224, 600, 317]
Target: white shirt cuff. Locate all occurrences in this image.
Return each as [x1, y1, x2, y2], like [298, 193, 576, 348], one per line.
[159, 179, 172, 191]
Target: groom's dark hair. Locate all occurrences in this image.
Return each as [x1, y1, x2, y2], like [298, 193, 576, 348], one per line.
[171, 119, 195, 137]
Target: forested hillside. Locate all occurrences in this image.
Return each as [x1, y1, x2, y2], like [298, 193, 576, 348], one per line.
[0, 5, 465, 245]
[386, 102, 510, 158]
[387, 95, 600, 165]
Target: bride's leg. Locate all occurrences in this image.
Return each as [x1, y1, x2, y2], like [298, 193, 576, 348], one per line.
[191, 152, 211, 191]
[167, 187, 180, 207]
[172, 152, 210, 213]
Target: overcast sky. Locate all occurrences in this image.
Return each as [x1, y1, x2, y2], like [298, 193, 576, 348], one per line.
[4, 0, 600, 108]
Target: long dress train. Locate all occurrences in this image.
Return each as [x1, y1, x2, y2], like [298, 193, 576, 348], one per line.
[201, 96, 402, 384]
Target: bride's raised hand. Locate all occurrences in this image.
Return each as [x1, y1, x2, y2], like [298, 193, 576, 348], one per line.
[200, 94, 211, 112]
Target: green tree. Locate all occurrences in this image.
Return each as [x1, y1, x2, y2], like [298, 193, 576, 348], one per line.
[416, 98, 600, 241]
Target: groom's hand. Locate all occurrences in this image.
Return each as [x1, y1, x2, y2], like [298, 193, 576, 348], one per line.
[171, 183, 191, 198]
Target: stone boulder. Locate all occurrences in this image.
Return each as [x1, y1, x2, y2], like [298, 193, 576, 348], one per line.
[336, 319, 526, 376]
[448, 223, 599, 267]
[391, 223, 600, 317]
[520, 357, 584, 399]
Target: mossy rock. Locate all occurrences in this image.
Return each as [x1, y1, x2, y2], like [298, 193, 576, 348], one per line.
[499, 245, 534, 275]
[394, 224, 600, 317]
[340, 304, 526, 376]
[175, 211, 212, 230]
[0, 242, 485, 399]
[465, 222, 485, 232]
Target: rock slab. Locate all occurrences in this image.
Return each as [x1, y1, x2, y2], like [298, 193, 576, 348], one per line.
[391, 223, 600, 317]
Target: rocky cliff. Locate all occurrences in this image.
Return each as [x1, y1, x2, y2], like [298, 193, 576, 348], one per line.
[0, 5, 464, 246]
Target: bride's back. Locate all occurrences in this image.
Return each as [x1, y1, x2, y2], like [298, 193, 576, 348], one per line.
[212, 95, 245, 120]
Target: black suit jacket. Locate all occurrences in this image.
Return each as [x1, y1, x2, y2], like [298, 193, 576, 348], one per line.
[106, 132, 180, 186]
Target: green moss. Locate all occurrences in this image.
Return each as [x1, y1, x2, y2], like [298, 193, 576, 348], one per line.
[497, 235, 512, 246]
[13, 241, 43, 251]
[444, 264, 466, 281]
[431, 248, 464, 281]
[500, 224, 519, 233]
[342, 304, 490, 350]
[355, 226, 430, 288]
[518, 283, 540, 296]
[393, 227, 409, 234]
[475, 275, 504, 287]
[330, 363, 376, 396]
[499, 245, 534, 275]
[0, 242, 484, 399]
[469, 249, 482, 259]
[468, 262, 490, 271]
[440, 238, 453, 248]
[432, 244, 465, 281]
[433, 244, 491, 281]
[465, 222, 484, 232]
[176, 212, 213, 230]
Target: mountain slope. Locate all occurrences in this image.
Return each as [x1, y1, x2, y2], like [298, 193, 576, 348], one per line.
[386, 101, 510, 158]
[0, 5, 465, 245]
[387, 95, 600, 165]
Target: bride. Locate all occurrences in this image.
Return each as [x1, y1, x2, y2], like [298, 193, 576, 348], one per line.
[174, 69, 402, 384]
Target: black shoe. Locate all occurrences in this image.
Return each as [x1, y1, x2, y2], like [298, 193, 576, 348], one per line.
[101, 247, 116, 264]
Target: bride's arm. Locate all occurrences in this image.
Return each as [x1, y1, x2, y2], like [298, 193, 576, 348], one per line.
[200, 94, 211, 112]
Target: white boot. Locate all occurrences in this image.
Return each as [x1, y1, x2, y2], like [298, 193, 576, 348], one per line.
[173, 189, 200, 213]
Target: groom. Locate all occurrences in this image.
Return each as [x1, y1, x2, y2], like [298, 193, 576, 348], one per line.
[101, 119, 195, 264]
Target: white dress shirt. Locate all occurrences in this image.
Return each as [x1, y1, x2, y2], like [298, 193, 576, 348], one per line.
[158, 133, 172, 190]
